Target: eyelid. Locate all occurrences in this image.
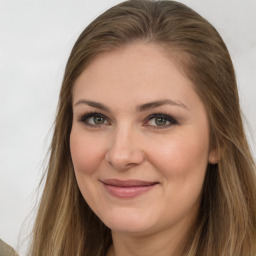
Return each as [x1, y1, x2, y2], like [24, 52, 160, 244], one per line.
[143, 113, 178, 128]
[77, 111, 178, 129]
[78, 111, 111, 128]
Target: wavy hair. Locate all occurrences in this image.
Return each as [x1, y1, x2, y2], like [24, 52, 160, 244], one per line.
[29, 1, 256, 255]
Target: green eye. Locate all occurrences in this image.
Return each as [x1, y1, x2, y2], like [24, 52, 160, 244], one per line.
[155, 117, 168, 126]
[146, 113, 177, 128]
[79, 112, 109, 127]
[94, 116, 105, 124]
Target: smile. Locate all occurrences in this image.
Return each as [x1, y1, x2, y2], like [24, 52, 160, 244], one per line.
[101, 179, 159, 198]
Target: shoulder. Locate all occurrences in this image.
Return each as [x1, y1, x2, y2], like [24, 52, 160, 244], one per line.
[0, 239, 18, 256]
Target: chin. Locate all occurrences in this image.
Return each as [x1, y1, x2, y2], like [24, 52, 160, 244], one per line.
[99, 208, 158, 234]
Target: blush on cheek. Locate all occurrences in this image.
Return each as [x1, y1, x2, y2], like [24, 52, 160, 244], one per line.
[148, 135, 209, 179]
[70, 132, 103, 175]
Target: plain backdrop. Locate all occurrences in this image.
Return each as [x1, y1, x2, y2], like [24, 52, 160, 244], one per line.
[1, 0, 256, 255]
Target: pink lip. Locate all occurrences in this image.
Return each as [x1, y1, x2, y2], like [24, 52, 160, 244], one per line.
[101, 179, 159, 198]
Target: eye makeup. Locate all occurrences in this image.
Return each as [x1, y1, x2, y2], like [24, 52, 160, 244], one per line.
[77, 110, 178, 130]
[144, 112, 178, 129]
[78, 111, 110, 128]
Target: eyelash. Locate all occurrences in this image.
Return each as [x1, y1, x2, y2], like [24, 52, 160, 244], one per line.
[145, 113, 178, 129]
[78, 111, 178, 129]
[78, 111, 109, 128]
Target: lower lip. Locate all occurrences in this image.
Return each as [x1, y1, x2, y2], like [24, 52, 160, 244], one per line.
[103, 183, 157, 198]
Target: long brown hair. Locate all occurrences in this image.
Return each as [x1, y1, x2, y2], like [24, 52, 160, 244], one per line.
[29, 1, 256, 255]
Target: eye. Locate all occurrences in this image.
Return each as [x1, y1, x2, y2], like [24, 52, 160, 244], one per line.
[145, 113, 177, 128]
[78, 112, 109, 127]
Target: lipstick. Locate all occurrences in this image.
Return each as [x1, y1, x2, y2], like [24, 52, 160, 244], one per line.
[101, 179, 158, 198]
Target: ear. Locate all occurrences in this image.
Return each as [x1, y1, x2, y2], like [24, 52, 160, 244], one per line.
[208, 147, 219, 164]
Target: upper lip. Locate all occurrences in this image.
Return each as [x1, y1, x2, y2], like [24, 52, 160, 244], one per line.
[101, 179, 159, 187]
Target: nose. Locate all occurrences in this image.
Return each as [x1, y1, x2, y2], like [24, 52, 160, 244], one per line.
[105, 126, 145, 170]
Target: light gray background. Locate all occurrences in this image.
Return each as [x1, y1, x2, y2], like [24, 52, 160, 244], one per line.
[1, 0, 256, 255]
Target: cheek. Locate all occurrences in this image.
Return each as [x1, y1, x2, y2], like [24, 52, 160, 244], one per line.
[70, 129, 106, 175]
[147, 130, 210, 179]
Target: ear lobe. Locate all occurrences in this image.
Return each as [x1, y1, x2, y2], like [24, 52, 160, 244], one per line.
[208, 149, 219, 164]
[208, 148, 219, 164]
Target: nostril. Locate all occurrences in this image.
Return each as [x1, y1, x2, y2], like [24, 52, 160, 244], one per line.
[105, 148, 145, 170]
[104, 132, 145, 170]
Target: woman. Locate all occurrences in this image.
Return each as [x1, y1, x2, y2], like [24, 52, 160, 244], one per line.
[29, 0, 256, 255]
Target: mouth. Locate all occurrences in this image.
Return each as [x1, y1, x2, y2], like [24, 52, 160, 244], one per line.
[100, 179, 159, 198]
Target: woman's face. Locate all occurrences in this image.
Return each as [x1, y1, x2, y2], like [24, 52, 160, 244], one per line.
[70, 43, 217, 236]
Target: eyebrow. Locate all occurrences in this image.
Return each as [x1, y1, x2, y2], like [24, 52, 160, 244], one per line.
[73, 99, 188, 112]
[74, 100, 110, 111]
[137, 99, 188, 112]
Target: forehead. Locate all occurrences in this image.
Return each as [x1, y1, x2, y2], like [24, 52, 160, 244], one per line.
[72, 43, 200, 110]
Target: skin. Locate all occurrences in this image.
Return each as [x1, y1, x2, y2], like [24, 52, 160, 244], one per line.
[70, 43, 217, 256]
